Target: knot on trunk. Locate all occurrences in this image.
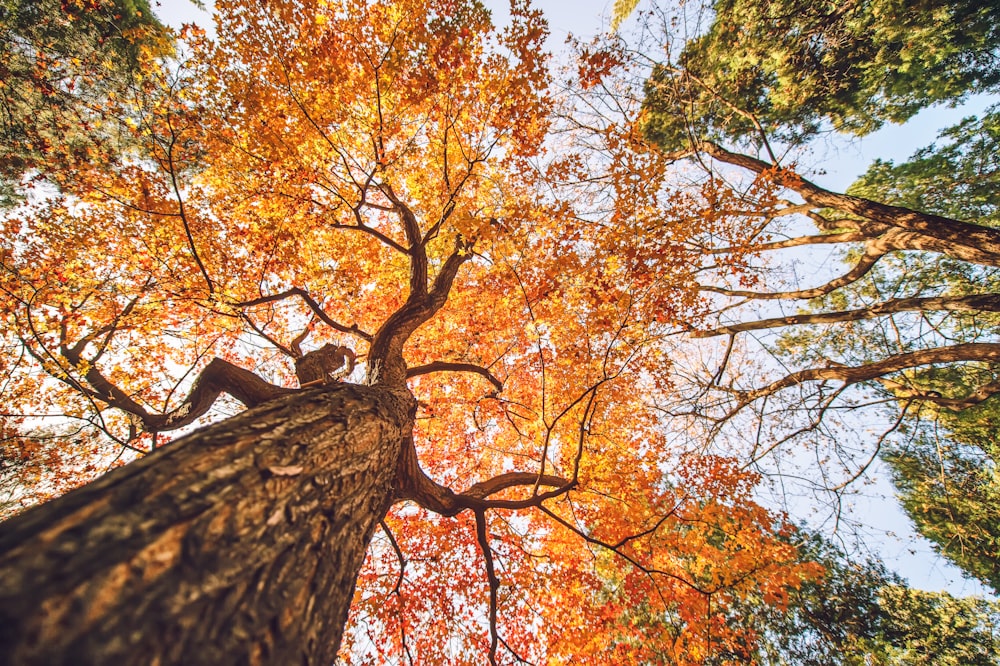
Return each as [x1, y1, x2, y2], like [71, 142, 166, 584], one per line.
[295, 344, 356, 387]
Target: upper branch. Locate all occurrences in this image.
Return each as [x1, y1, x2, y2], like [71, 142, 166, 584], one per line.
[392, 436, 572, 517]
[698, 141, 1000, 266]
[61, 335, 291, 432]
[707, 231, 866, 254]
[695, 293, 1000, 338]
[379, 181, 428, 298]
[737, 342, 1000, 405]
[880, 377, 1000, 411]
[234, 287, 372, 341]
[367, 239, 473, 386]
[700, 244, 883, 300]
[163, 117, 215, 295]
[406, 361, 503, 394]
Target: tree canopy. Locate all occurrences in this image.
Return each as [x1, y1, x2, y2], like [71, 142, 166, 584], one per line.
[0, 0, 172, 205]
[635, 0, 1000, 599]
[0, 0, 823, 663]
[641, 0, 1000, 149]
[2, 0, 999, 663]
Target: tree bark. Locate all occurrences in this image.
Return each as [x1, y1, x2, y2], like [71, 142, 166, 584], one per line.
[0, 383, 415, 666]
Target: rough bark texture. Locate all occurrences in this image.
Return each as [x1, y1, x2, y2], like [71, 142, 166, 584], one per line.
[0, 383, 415, 666]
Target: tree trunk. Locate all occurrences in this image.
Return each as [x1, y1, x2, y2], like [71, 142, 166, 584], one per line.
[0, 383, 415, 666]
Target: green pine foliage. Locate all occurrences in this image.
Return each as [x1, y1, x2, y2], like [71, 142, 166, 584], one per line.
[641, 0, 1000, 150]
[0, 0, 172, 204]
[884, 397, 1000, 593]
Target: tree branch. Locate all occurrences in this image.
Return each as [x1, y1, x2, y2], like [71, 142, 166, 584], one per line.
[60, 337, 292, 432]
[234, 287, 372, 341]
[406, 361, 503, 394]
[475, 510, 501, 666]
[391, 436, 571, 517]
[379, 181, 428, 297]
[739, 343, 1000, 405]
[698, 141, 1000, 266]
[367, 240, 473, 386]
[700, 244, 883, 300]
[695, 293, 1000, 337]
[708, 231, 866, 254]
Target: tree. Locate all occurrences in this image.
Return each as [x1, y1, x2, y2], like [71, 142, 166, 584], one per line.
[882, 397, 1000, 593]
[0, 0, 821, 663]
[838, 108, 1000, 590]
[604, 525, 1000, 665]
[737, 532, 893, 666]
[0, 0, 172, 206]
[750, 540, 1000, 666]
[641, 0, 1000, 149]
[630, 0, 1000, 493]
[671, 106, 1000, 581]
[876, 586, 1000, 665]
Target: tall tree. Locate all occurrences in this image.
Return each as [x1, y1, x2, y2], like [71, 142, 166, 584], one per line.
[742, 538, 1000, 665]
[840, 108, 1000, 590]
[608, 527, 1000, 665]
[875, 586, 1000, 665]
[631, 0, 1000, 495]
[882, 396, 1000, 593]
[0, 0, 819, 663]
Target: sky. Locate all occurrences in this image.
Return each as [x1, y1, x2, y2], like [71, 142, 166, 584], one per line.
[153, 0, 995, 597]
[156, 0, 616, 41]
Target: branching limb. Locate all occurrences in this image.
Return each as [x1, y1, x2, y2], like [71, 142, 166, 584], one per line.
[406, 361, 503, 394]
[878, 377, 1000, 411]
[378, 181, 428, 294]
[392, 436, 572, 517]
[538, 504, 711, 596]
[705, 231, 866, 254]
[234, 287, 372, 341]
[737, 342, 1000, 405]
[695, 293, 1000, 338]
[60, 337, 291, 432]
[698, 141, 1000, 266]
[368, 239, 473, 386]
[239, 313, 296, 358]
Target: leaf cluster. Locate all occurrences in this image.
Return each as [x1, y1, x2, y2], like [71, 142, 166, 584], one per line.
[641, 0, 1000, 150]
[0, 0, 172, 204]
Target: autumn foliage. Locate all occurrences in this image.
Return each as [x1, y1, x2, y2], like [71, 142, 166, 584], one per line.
[1, 0, 821, 662]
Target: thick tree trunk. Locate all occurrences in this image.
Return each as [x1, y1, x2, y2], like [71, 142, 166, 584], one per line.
[0, 384, 415, 666]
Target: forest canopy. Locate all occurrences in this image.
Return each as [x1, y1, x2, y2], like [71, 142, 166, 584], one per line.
[1, 0, 998, 664]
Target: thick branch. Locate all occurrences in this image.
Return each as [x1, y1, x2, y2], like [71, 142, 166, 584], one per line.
[154, 358, 294, 431]
[699, 141, 1000, 266]
[740, 343, 1000, 404]
[379, 181, 428, 298]
[391, 436, 570, 517]
[234, 287, 372, 341]
[367, 242, 472, 386]
[61, 340, 291, 432]
[406, 361, 503, 394]
[696, 293, 1000, 338]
